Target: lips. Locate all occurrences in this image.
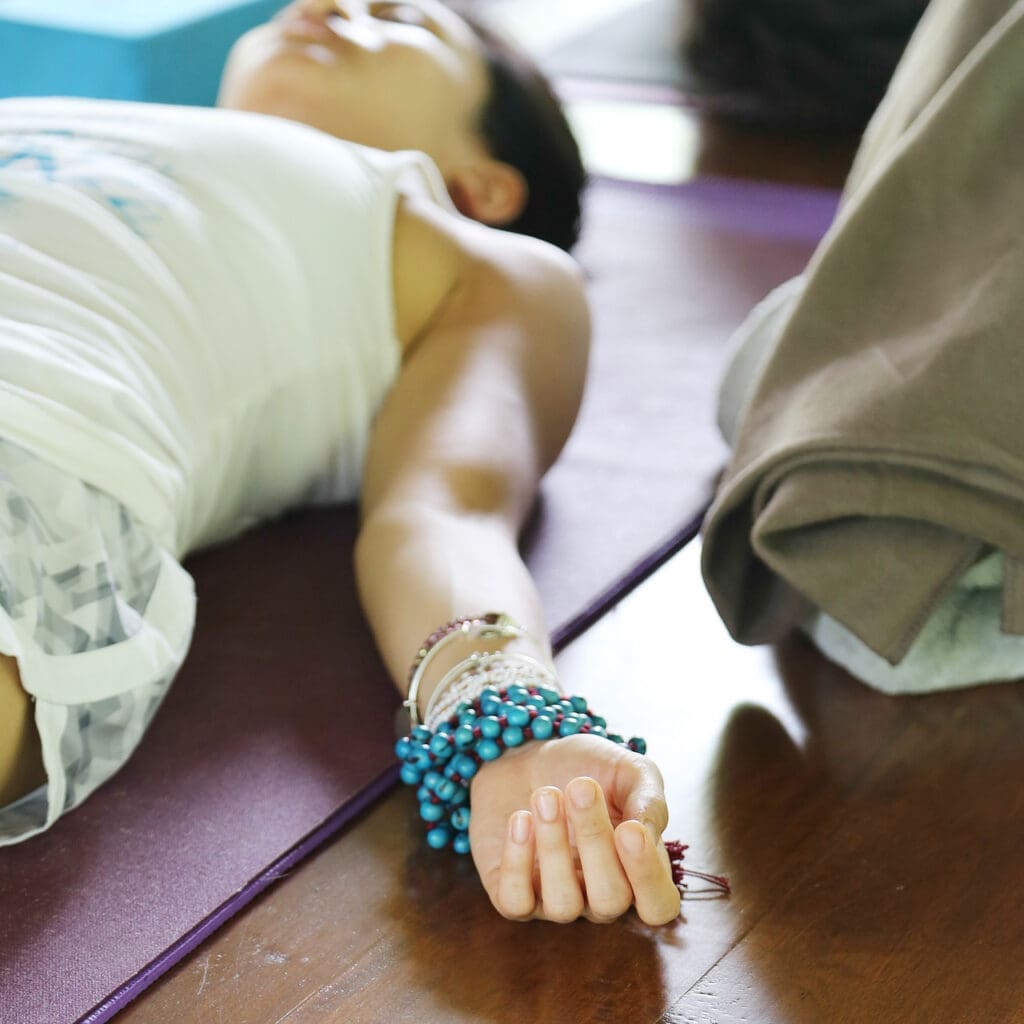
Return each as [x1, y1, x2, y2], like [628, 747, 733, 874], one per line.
[277, 10, 351, 53]
[281, 14, 335, 38]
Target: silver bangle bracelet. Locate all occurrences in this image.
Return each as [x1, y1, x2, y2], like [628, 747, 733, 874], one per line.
[400, 613, 524, 732]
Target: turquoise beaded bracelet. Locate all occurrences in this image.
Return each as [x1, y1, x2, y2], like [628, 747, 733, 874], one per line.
[395, 681, 646, 855]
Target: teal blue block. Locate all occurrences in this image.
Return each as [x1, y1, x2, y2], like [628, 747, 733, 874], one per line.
[0, 0, 284, 106]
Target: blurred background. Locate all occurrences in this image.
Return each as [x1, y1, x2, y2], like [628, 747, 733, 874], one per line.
[0, 0, 929, 183]
[480, 0, 929, 182]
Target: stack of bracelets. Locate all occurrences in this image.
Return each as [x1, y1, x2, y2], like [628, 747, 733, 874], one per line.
[394, 613, 730, 897]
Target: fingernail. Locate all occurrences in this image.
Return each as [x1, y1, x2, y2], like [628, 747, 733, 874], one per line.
[510, 810, 531, 844]
[567, 778, 595, 810]
[536, 789, 559, 823]
[619, 822, 645, 856]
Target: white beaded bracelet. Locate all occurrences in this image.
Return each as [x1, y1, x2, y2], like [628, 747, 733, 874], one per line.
[424, 650, 562, 732]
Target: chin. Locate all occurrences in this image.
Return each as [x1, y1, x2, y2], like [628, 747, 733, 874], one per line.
[219, 24, 331, 111]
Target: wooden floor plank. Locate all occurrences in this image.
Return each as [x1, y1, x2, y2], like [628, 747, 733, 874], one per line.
[669, 645, 1024, 1024]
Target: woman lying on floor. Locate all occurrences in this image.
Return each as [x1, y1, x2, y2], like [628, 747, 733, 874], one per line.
[0, 0, 683, 924]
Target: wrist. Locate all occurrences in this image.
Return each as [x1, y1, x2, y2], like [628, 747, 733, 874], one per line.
[396, 681, 645, 854]
[399, 613, 554, 734]
[424, 648, 560, 732]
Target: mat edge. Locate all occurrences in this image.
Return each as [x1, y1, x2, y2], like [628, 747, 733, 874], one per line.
[74, 763, 401, 1024]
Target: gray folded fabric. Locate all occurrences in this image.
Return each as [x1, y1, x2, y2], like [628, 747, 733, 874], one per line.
[701, 0, 1024, 665]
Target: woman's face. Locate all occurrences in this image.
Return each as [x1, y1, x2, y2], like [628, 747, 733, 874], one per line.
[218, 0, 492, 173]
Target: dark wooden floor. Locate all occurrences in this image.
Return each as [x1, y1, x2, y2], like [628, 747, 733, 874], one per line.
[118, 116, 1024, 1024]
[120, 539, 1024, 1023]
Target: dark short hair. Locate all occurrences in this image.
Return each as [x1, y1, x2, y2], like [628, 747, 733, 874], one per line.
[457, 10, 587, 252]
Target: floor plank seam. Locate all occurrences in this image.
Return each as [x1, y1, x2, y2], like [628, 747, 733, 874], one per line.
[663, 690, 924, 1021]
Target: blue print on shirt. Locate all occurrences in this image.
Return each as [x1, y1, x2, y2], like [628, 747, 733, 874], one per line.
[0, 147, 58, 176]
[0, 145, 56, 209]
[0, 129, 174, 237]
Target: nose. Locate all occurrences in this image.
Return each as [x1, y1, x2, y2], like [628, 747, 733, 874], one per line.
[321, 0, 370, 19]
[298, 0, 368, 19]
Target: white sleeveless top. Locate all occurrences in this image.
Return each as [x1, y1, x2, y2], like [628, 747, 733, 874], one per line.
[0, 98, 452, 556]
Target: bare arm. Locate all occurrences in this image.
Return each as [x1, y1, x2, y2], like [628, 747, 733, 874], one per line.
[355, 200, 680, 925]
[355, 198, 588, 706]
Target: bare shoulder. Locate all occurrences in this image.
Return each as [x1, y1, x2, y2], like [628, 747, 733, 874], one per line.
[383, 198, 591, 486]
[391, 196, 588, 357]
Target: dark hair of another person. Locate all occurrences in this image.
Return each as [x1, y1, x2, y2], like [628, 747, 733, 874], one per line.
[683, 0, 929, 132]
[457, 9, 587, 252]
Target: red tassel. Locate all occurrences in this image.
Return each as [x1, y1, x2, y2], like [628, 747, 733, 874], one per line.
[665, 840, 731, 897]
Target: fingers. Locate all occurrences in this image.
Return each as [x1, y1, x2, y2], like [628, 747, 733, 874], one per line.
[615, 820, 682, 925]
[614, 756, 680, 924]
[494, 810, 537, 920]
[616, 756, 670, 838]
[564, 777, 633, 923]
[490, 774, 681, 926]
[495, 779, 642, 925]
[531, 787, 586, 923]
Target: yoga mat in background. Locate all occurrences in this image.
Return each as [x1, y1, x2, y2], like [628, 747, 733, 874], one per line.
[530, 174, 839, 640]
[0, 174, 838, 1024]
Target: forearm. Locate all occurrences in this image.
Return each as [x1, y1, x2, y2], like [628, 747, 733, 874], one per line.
[355, 205, 588, 714]
[354, 501, 554, 714]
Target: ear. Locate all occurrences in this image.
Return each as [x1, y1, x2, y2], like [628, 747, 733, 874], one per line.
[445, 158, 528, 226]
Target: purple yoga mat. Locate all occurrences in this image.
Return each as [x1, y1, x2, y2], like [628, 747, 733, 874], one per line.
[0, 174, 838, 1024]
